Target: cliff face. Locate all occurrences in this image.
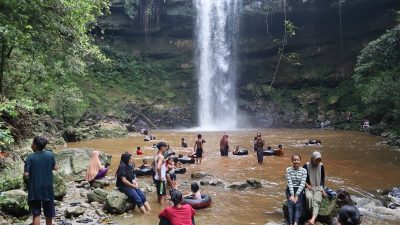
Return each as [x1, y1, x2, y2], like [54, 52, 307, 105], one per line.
[96, 0, 400, 127]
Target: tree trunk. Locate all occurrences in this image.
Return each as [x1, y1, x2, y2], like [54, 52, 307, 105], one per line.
[0, 41, 6, 96]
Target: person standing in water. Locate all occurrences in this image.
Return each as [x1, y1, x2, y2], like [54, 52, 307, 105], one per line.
[254, 134, 265, 164]
[154, 142, 168, 204]
[285, 154, 307, 225]
[303, 151, 326, 225]
[193, 134, 205, 164]
[219, 134, 229, 156]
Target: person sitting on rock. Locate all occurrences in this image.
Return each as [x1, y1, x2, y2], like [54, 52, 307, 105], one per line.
[116, 153, 151, 214]
[136, 146, 143, 155]
[285, 154, 307, 225]
[338, 205, 361, 225]
[158, 190, 195, 225]
[85, 151, 108, 182]
[303, 151, 327, 225]
[181, 138, 188, 148]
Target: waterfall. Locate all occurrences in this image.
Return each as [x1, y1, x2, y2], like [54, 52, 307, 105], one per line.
[194, 0, 241, 130]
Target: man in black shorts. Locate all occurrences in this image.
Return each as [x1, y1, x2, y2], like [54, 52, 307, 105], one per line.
[24, 136, 58, 225]
[193, 134, 205, 164]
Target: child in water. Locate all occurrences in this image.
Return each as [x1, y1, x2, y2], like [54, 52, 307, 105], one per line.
[140, 157, 152, 169]
[274, 144, 284, 156]
[185, 182, 201, 200]
[166, 157, 178, 190]
[136, 146, 143, 155]
[233, 144, 240, 154]
[181, 138, 188, 148]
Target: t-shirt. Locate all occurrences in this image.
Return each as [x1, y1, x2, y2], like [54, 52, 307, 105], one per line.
[159, 204, 195, 225]
[24, 150, 56, 201]
[116, 163, 135, 188]
[192, 191, 201, 200]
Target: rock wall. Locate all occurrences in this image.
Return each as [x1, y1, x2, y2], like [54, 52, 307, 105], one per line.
[96, 0, 400, 127]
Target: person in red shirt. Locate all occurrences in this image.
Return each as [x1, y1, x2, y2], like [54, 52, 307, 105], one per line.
[136, 146, 143, 155]
[159, 190, 195, 225]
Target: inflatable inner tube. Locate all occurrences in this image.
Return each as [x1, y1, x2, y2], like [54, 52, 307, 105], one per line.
[178, 157, 195, 164]
[174, 167, 186, 174]
[232, 150, 248, 156]
[262, 150, 276, 156]
[183, 194, 212, 210]
[135, 167, 153, 177]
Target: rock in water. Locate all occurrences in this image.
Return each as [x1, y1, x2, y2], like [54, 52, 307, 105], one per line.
[283, 197, 337, 224]
[105, 190, 134, 214]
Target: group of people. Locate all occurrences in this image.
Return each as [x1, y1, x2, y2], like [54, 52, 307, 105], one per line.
[23, 135, 361, 225]
[285, 151, 360, 225]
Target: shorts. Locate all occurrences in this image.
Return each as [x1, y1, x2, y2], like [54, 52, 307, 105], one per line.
[155, 179, 166, 196]
[196, 148, 203, 158]
[29, 200, 55, 218]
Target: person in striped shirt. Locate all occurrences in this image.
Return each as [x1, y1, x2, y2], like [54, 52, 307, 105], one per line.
[285, 154, 307, 225]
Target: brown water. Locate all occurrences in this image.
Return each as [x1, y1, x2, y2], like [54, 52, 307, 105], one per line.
[67, 129, 400, 225]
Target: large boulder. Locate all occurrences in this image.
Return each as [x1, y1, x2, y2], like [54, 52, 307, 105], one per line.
[55, 148, 111, 181]
[62, 121, 128, 142]
[283, 197, 337, 224]
[0, 189, 29, 217]
[53, 171, 68, 200]
[87, 188, 109, 204]
[104, 190, 134, 214]
[0, 153, 24, 179]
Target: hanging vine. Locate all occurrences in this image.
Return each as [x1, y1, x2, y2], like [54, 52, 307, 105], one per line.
[269, 0, 297, 88]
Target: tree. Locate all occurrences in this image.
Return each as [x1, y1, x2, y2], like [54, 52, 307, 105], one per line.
[0, 0, 109, 96]
[354, 23, 400, 124]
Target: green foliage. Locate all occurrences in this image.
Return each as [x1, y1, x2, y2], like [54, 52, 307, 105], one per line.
[0, 176, 22, 192]
[51, 87, 88, 126]
[0, 194, 30, 215]
[0, 0, 109, 98]
[354, 24, 400, 124]
[0, 99, 36, 148]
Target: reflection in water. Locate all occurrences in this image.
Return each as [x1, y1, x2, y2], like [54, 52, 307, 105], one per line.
[67, 129, 400, 225]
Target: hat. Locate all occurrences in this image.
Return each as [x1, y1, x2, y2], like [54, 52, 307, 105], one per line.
[156, 142, 167, 150]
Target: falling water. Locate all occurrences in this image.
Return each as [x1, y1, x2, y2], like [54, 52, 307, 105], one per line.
[194, 0, 242, 130]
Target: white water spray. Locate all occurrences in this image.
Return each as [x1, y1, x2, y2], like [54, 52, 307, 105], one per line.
[194, 0, 241, 130]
